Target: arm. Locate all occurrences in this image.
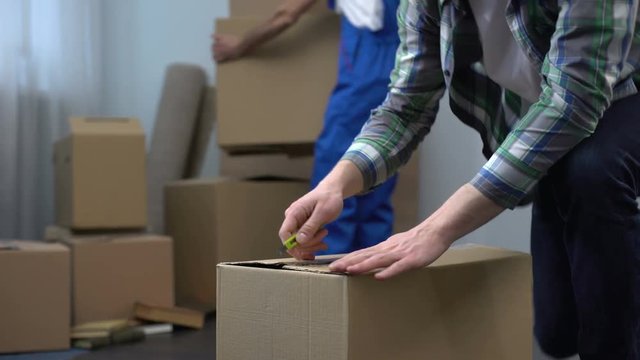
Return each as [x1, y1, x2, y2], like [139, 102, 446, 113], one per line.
[213, 0, 317, 62]
[333, 0, 639, 278]
[279, 0, 446, 259]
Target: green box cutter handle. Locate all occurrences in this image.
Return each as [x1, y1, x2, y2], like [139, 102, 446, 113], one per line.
[283, 234, 299, 251]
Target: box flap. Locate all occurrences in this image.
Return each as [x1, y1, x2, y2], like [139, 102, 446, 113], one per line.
[220, 245, 528, 275]
[68, 117, 143, 135]
[0, 240, 68, 253]
[219, 255, 342, 275]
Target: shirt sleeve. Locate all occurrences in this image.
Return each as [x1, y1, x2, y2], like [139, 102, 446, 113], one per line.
[340, 0, 446, 191]
[470, 0, 639, 209]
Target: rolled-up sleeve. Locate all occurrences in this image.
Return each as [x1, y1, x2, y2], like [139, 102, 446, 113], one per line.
[341, 0, 446, 191]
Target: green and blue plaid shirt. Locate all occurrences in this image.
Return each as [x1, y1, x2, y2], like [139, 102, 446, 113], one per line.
[343, 0, 640, 208]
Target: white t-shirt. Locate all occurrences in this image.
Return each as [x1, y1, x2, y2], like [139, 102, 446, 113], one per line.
[335, 0, 385, 31]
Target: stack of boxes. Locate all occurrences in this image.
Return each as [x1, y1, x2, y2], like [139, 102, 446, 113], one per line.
[164, 1, 342, 312]
[0, 117, 174, 354]
[52, 117, 174, 326]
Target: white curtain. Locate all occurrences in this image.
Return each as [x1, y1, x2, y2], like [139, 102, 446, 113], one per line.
[0, 0, 102, 239]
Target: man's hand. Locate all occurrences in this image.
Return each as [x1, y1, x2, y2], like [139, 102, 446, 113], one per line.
[212, 34, 245, 63]
[331, 184, 506, 280]
[278, 185, 343, 260]
[329, 225, 451, 280]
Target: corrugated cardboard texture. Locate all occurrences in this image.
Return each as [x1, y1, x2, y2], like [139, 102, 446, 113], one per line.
[230, 0, 330, 16]
[216, 14, 339, 151]
[217, 246, 533, 360]
[54, 117, 147, 230]
[165, 178, 309, 310]
[217, 266, 348, 360]
[0, 241, 70, 353]
[66, 235, 174, 325]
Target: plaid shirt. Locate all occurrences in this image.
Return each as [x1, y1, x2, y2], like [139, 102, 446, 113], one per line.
[342, 0, 640, 209]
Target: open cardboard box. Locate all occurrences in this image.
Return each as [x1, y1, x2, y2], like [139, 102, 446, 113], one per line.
[217, 245, 533, 360]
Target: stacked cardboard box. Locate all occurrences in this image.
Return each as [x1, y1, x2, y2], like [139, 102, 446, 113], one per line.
[215, 5, 340, 154]
[54, 117, 147, 230]
[165, 178, 308, 310]
[50, 117, 174, 326]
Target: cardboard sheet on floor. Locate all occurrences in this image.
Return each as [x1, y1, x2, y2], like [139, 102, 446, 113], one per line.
[217, 245, 533, 360]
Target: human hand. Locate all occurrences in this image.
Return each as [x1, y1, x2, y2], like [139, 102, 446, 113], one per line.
[329, 226, 452, 280]
[278, 184, 344, 260]
[211, 34, 244, 63]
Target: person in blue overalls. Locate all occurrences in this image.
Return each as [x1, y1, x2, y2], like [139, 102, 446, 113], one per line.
[213, 0, 400, 255]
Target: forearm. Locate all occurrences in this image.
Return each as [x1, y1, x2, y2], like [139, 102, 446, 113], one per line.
[414, 184, 505, 246]
[317, 160, 364, 199]
[238, 0, 316, 56]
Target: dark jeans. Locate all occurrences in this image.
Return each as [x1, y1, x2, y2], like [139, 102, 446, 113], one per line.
[532, 93, 640, 359]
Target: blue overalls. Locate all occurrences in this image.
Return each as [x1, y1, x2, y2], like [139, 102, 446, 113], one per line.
[313, 0, 400, 254]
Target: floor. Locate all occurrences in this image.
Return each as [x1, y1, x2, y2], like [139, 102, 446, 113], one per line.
[0, 318, 578, 360]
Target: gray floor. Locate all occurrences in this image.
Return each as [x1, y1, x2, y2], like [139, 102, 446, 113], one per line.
[0, 318, 579, 360]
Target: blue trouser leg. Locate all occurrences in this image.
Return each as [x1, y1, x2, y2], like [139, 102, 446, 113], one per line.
[311, 32, 399, 254]
[532, 93, 640, 359]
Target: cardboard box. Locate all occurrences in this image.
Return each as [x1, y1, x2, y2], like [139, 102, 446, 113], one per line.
[217, 245, 533, 360]
[61, 233, 174, 325]
[230, 0, 331, 17]
[54, 117, 147, 230]
[0, 241, 70, 353]
[215, 14, 339, 153]
[165, 178, 309, 311]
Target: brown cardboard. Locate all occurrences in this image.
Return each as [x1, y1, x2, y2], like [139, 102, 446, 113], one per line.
[220, 152, 315, 180]
[62, 234, 174, 325]
[217, 245, 533, 360]
[215, 14, 339, 153]
[54, 117, 147, 230]
[0, 241, 70, 353]
[165, 178, 308, 311]
[230, 0, 331, 17]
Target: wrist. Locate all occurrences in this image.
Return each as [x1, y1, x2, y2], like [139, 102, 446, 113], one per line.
[317, 160, 364, 199]
[413, 221, 456, 249]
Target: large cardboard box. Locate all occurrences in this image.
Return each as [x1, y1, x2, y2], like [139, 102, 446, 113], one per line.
[54, 117, 147, 230]
[215, 14, 339, 153]
[230, 0, 330, 16]
[60, 233, 174, 325]
[165, 178, 308, 311]
[0, 241, 70, 353]
[217, 245, 533, 360]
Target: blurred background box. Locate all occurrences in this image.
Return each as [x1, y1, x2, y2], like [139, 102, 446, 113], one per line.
[215, 14, 339, 155]
[0, 241, 70, 353]
[165, 178, 308, 311]
[54, 117, 147, 230]
[56, 233, 173, 325]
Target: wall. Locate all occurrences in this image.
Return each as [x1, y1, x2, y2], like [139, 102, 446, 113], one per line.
[419, 96, 532, 252]
[100, 0, 228, 176]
